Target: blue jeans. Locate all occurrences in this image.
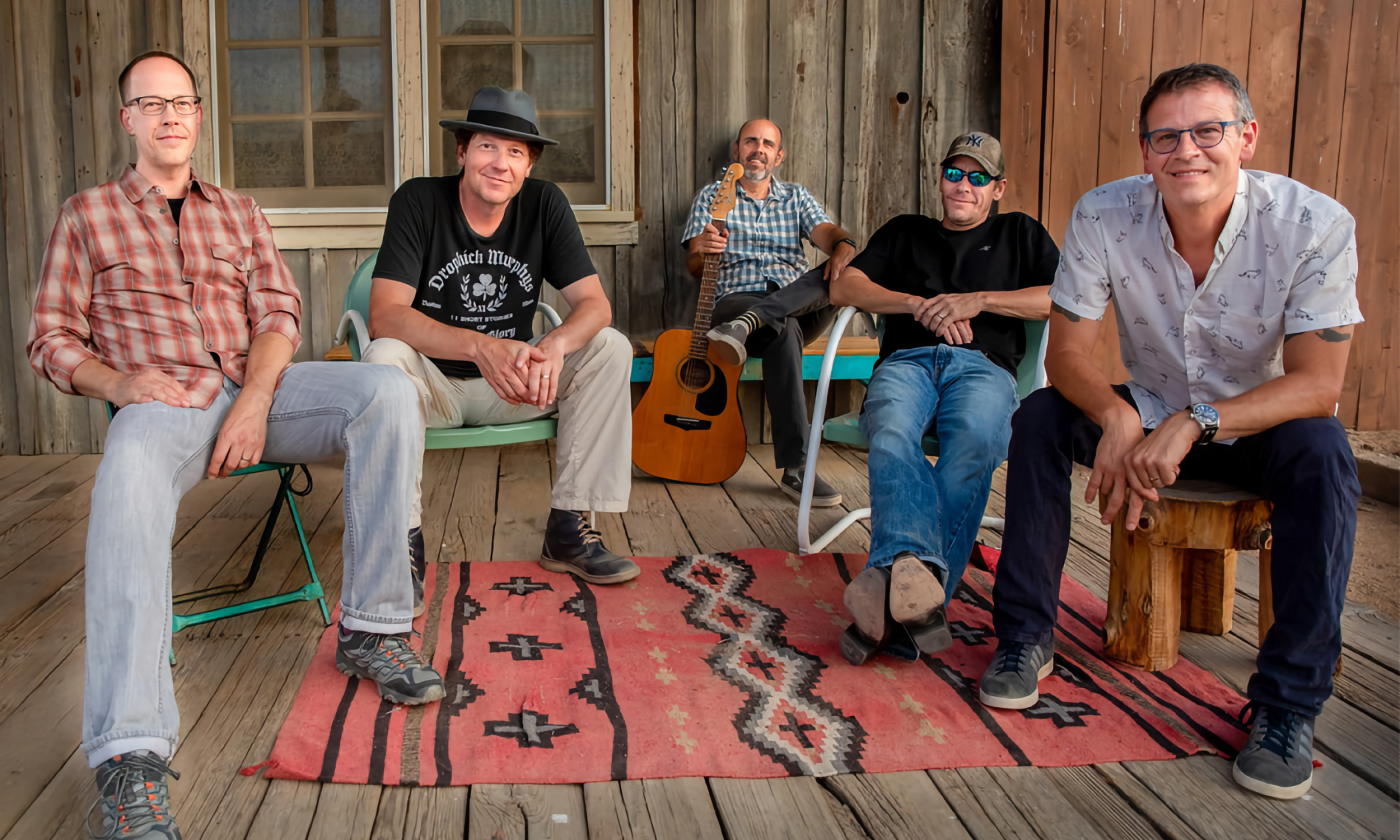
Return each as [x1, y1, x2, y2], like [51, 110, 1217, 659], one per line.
[993, 386, 1360, 716]
[859, 346, 1019, 600]
[82, 362, 423, 767]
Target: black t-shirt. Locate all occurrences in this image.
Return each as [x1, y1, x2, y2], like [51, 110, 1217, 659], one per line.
[848, 211, 1059, 375]
[374, 174, 595, 378]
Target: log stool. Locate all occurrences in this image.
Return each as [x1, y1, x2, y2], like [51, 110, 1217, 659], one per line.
[1101, 480, 1274, 671]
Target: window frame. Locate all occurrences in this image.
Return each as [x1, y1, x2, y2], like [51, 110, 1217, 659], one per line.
[209, 0, 402, 210]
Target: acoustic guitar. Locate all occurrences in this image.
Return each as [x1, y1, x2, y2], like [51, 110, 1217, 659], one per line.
[632, 163, 748, 484]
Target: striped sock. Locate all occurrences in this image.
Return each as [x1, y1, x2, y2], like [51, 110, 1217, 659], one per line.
[735, 311, 763, 334]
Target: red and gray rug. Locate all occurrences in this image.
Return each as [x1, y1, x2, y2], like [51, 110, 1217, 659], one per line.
[266, 547, 1248, 785]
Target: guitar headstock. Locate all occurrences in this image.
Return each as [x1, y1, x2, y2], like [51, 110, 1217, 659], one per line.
[708, 163, 745, 222]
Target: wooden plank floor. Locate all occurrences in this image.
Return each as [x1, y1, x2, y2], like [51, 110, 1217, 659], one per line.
[0, 445, 1395, 840]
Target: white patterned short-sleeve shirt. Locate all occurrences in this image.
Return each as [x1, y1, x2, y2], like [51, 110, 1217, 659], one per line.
[680, 175, 834, 298]
[1051, 170, 1362, 440]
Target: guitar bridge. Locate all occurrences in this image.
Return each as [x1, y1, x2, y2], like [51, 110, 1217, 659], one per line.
[663, 414, 712, 431]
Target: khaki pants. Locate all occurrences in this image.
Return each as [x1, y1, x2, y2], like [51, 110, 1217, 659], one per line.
[362, 328, 633, 527]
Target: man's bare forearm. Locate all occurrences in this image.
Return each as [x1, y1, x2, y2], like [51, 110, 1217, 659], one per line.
[829, 267, 918, 313]
[1045, 304, 1137, 428]
[238, 332, 295, 408]
[370, 300, 492, 361]
[540, 294, 611, 356]
[1203, 327, 1352, 438]
[979, 286, 1052, 321]
[71, 357, 127, 403]
[812, 223, 855, 256]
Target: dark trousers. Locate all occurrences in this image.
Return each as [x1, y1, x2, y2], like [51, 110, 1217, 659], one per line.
[711, 265, 837, 469]
[993, 385, 1360, 716]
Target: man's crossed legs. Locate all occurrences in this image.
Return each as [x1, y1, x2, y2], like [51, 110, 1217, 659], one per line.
[840, 345, 1018, 665]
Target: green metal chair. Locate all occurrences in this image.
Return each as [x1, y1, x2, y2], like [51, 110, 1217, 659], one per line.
[333, 252, 562, 449]
[796, 306, 1049, 553]
[103, 403, 331, 661]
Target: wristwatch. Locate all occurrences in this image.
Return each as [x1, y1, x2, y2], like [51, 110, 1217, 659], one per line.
[1189, 403, 1220, 445]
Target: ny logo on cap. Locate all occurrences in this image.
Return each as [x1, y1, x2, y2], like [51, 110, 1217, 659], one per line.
[963, 134, 984, 147]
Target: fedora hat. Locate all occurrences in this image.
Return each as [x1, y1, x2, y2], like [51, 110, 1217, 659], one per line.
[439, 86, 558, 146]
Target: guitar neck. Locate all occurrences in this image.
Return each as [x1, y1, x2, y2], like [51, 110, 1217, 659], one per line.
[689, 219, 726, 360]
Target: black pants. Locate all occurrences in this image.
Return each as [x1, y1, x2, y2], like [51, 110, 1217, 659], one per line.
[993, 385, 1360, 717]
[711, 265, 837, 469]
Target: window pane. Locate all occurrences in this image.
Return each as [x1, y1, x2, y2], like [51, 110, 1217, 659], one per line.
[227, 0, 300, 40]
[233, 122, 305, 188]
[313, 120, 384, 186]
[310, 0, 381, 37]
[532, 116, 594, 183]
[228, 49, 303, 115]
[440, 44, 512, 110]
[522, 0, 592, 35]
[441, 0, 512, 35]
[522, 45, 592, 110]
[311, 46, 382, 112]
[441, 128, 461, 174]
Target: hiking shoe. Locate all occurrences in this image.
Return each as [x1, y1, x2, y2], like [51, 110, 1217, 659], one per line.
[335, 625, 446, 705]
[706, 319, 751, 366]
[409, 526, 425, 618]
[889, 553, 951, 654]
[1233, 701, 1316, 799]
[541, 509, 640, 584]
[978, 639, 1055, 709]
[87, 750, 182, 839]
[781, 469, 843, 507]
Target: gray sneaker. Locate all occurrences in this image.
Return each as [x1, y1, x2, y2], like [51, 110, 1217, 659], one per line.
[87, 750, 182, 838]
[336, 625, 446, 705]
[781, 470, 843, 507]
[706, 320, 751, 366]
[1233, 702, 1316, 799]
[978, 639, 1055, 709]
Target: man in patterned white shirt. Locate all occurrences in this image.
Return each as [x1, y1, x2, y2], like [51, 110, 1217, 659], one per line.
[978, 64, 1362, 801]
[682, 119, 858, 505]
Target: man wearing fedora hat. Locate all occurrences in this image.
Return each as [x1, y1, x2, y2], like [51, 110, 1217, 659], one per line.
[829, 131, 1057, 666]
[364, 86, 638, 600]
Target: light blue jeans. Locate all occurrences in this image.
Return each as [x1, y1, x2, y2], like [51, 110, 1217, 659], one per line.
[82, 362, 422, 767]
[859, 345, 1018, 600]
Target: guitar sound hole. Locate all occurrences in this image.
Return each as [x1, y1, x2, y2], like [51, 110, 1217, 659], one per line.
[678, 358, 713, 393]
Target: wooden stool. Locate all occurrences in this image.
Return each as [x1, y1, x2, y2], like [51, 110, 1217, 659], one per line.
[1101, 480, 1274, 671]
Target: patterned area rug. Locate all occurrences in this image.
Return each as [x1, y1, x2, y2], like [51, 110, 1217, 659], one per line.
[267, 547, 1248, 785]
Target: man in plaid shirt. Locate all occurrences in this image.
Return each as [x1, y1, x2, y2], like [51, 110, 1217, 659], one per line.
[26, 52, 443, 839]
[682, 119, 858, 505]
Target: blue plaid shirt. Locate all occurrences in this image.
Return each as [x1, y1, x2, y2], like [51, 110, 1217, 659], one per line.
[681, 176, 834, 298]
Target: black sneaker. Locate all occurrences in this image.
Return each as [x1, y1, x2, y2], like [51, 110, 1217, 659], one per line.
[409, 526, 425, 618]
[889, 553, 951, 654]
[541, 509, 641, 584]
[978, 639, 1055, 709]
[335, 625, 446, 705]
[781, 469, 843, 507]
[87, 751, 182, 838]
[1233, 701, 1316, 799]
[706, 319, 751, 366]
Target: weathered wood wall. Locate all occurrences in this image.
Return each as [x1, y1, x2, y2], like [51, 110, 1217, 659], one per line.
[1002, 0, 1399, 430]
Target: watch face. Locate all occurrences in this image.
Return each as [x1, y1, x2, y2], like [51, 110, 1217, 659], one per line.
[1193, 404, 1219, 425]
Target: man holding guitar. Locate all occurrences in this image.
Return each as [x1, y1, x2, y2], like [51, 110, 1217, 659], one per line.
[682, 119, 859, 506]
[363, 87, 639, 598]
[830, 132, 1057, 666]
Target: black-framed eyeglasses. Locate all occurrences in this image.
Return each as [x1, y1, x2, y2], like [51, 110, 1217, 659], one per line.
[1141, 120, 1241, 154]
[125, 95, 202, 116]
[943, 167, 995, 187]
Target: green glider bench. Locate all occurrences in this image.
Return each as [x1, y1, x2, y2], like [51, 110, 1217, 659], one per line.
[103, 403, 330, 660]
[796, 306, 1049, 554]
[333, 251, 563, 449]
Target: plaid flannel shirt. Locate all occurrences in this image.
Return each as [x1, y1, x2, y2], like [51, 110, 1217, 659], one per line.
[27, 166, 302, 410]
[680, 175, 833, 297]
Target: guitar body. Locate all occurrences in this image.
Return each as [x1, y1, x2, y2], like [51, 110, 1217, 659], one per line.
[632, 328, 747, 484]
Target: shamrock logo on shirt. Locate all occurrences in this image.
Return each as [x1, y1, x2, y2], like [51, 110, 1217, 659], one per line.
[472, 274, 498, 299]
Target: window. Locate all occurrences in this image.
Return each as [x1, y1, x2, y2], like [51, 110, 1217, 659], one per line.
[213, 0, 396, 207]
[426, 0, 607, 205]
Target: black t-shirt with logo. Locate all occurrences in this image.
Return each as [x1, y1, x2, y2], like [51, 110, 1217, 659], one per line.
[374, 173, 595, 378]
[848, 211, 1059, 376]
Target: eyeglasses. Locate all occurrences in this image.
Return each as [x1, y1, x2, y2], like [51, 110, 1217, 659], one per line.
[125, 96, 201, 116]
[943, 167, 996, 187]
[1141, 120, 1241, 154]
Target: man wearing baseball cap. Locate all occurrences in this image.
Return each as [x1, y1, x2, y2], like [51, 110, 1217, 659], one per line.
[363, 86, 638, 601]
[829, 131, 1058, 665]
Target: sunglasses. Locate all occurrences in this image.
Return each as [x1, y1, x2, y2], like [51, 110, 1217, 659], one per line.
[943, 167, 996, 187]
